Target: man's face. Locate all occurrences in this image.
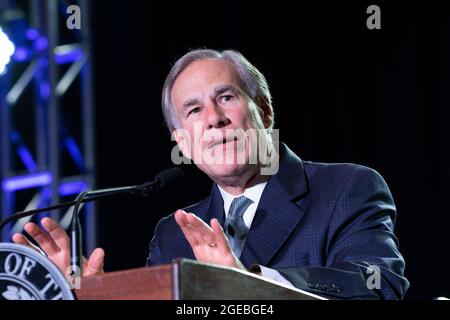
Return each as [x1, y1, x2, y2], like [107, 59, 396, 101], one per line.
[171, 59, 268, 181]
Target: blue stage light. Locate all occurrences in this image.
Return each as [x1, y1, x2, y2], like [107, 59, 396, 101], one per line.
[0, 27, 15, 75]
[2, 172, 52, 192]
[59, 181, 88, 197]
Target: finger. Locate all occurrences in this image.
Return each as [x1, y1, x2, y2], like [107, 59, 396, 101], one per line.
[12, 233, 34, 248]
[180, 212, 206, 245]
[12, 233, 48, 256]
[41, 217, 70, 253]
[186, 213, 212, 231]
[24, 222, 60, 256]
[84, 248, 105, 276]
[185, 213, 215, 245]
[211, 219, 231, 249]
[174, 210, 199, 246]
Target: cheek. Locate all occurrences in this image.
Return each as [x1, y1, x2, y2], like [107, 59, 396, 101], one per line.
[228, 107, 255, 129]
[244, 111, 260, 130]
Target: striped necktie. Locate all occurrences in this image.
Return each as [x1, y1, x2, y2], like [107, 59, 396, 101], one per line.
[224, 196, 253, 258]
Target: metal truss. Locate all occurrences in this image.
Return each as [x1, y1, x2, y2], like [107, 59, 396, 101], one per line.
[0, 0, 96, 254]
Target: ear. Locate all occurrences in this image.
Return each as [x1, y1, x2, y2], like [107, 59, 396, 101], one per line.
[256, 96, 274, 129]
[172, 129, 192, 159]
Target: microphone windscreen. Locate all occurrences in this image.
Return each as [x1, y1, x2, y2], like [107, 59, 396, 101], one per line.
[155, 167, 184, 188]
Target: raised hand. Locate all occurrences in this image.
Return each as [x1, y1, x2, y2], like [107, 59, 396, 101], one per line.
[12, 217, 104, 277]
[174, 209, 246, 270]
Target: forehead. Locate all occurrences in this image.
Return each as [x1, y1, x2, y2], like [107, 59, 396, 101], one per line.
[171, 59, 242, 105]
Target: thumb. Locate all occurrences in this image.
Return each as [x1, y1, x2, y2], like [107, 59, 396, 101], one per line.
[85, 248, 105, 276]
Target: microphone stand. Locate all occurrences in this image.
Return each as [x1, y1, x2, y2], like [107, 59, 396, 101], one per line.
[0, 185, 145, 276]
[0, 195, 106, 230]
[0, 167, 184, 276]
[69, 185, 139, 276]
[70, 191, 89, 276]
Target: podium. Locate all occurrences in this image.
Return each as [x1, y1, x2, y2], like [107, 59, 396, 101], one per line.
[74, 259, 325, 300]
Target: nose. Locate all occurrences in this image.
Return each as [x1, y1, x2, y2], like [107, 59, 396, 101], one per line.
[205, 102, 230, 129]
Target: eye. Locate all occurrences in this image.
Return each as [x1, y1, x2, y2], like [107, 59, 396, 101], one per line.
[219, 95, 234, 104]
[187, 107, 201, 117]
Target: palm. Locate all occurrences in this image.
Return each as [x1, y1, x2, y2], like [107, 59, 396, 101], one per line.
[12, 217, 104, 277]
[174, 210, 245, 270]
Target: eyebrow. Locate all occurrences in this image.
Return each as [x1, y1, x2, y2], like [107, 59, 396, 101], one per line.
[181, 84, 241, 109]
[213, 84, 240, 97]
[182, 98, 201, 109]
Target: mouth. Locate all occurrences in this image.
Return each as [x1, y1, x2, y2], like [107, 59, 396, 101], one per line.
[208, 136, 239, 149]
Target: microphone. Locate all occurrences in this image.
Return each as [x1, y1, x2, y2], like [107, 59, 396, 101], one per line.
[69, 167, 184, 274]
[0, 167, 184, 230]
[137, 166, 185, 196]
[0, 167, 184, 274]
[85, 166, 184, 198]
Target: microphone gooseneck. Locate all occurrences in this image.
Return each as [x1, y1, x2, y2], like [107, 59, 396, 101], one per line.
[0, 167, 185, 231]
[67, 167, 184, 275]
[0, 167, 184, 275]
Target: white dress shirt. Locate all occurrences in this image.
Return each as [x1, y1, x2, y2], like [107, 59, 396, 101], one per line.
[217, 182, 295, 288]
[218, 181, 267, 229]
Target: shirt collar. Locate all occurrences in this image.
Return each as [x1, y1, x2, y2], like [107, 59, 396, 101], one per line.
[218, 180, 268, 215]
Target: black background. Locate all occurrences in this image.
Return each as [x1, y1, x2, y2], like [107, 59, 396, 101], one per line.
[88, 0, 450, 299]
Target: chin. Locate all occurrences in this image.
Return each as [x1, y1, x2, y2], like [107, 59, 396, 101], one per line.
[202, 163, 248, 180]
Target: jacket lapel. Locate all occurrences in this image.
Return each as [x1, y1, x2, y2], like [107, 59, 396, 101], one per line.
[240, 144, 310, 267]
[200, 144, 309, 267]
[203, 184, 226, 226]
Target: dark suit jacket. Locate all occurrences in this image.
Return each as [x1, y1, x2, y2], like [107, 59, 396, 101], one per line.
[147, 144, 410, 299]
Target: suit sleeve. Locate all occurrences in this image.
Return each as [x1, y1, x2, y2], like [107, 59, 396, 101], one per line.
[272, 167, 410, 299]
[146, 219, 164, 267]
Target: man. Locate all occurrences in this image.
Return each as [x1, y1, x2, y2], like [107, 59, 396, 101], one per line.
[12, 49, 409, 299]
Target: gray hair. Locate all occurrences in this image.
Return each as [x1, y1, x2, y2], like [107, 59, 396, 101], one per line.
[161, 49, 274, 132]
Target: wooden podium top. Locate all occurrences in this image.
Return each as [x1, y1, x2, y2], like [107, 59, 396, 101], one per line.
[74, 259, 325, 300]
